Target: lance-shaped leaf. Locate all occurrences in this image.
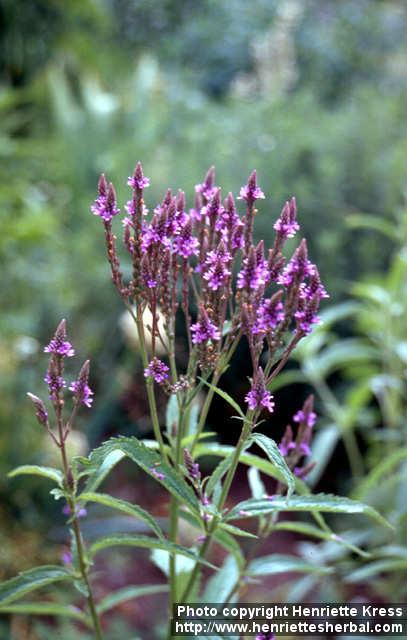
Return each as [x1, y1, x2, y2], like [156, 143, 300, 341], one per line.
[86, 437, 200, 514]
[8, 466, 64, 488]
[0, 566, 75, 606]
[97, 584, 168, 614]
[247, 553, 332, 577]
[225, 494, 392, 529]
[0, 602, 90, 625]
[345, 558, 407, 583]
[88, 534, 217, 569]
[272, 521, 370, 558]
[202, 555, 239, 603]
[249, 432, 295, 498]
[198, 378, 245, 418]
[79, 492, 163, 540]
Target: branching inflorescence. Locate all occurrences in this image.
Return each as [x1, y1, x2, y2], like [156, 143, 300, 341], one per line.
[3, 163, 389, 639]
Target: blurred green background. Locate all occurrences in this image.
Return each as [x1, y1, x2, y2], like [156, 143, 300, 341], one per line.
[1, 0, 407, 635]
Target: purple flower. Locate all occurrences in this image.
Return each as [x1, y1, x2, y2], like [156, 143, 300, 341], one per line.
[195, 166, 217, 202]
[141, 210, 171, 251]
[91, 178, 120, 223]
[44, 338, 75, 358]
[191, 308, 221, 344]
[144, 358, 170, 384]
[277, 239, 315, 288]
[44, 319, 75, 357]
[69, 360, 94, 408]
[202, 188, 224, 223]
[61, 550, 72, 565]
[237, 246, 269, 291]
[293, 409, 317, 428]
[150, 467, 165, 481]
[245, 369, 275, 413]
[27, 393, 48, 426]
[127, 162, 150, 190]
[174, 217, 199, 258]
[238, 170, 265, 203]
[202, 244, 231, 290]
[279, 425, 296, 456]
[62, 504, 87, 518]
[253, 294, 284, 334]
[294, 294, 321, 335]
[44, 371, 66, 397]
[184, 448, 201, 483]
[274, 197, 300, 239]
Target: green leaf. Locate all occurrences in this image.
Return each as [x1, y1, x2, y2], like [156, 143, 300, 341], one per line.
[181, 432, 217, 447]
[203, 555, 239, 603]
[86, 437, 200, 514]
[88, 534, 216, 569]
[0, 602, 89, 624]
[345, 559, 407, 583]
[79, 492, 163, 540]
[249, 433, 295, 498]
[97, 584, 168, 614]
[248, 467, 266, 500]
[346, 214, 397, 240]
[84, 449, 126, 494]
[352, 447, 407, 500]
[8, 465, 64, 488]
[178, 510, 245, 567]
[198, 378, 245, 418]
[248, 553, 332, 576]
[0, 566, 74, 605]
[219, 522, 257, 539]
[272, 522, 370, 558]
[226, 494, 392, 529]
[150, 549, 196, 577]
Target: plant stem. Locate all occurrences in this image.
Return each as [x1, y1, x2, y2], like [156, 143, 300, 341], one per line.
[132, 304, 168, 462]
[57, 418, 103, 639]
[180, 412, 254, 603]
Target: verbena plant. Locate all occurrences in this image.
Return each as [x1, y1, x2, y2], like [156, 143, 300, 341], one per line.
[1, 165, 390, 639]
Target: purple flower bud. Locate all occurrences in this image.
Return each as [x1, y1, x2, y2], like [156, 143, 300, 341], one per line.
[277, 239, 315, 288]
[44, 356, 66, 399]
[238, 170, 265, 203]
[245, 368, 275, 413]
[183, 448, 201, 483]
[127, 162, 150, 190]
[202, 243, 231, 290]
[253, 292, 284, 334]
[237, 246, 269, 291]
[27, 392, 48, 426]
[191, 308, 221, 344]
[274, 197, 299, 239]
[144, 358, 170, 384]
[44, 319, 75, 357]
[293, 409, 317, 428]
[279, 424, 296, 456]
[195, 166, 217, 201]
[91, 179, 120, 222]
[69, 360, 94, 408]
[174, 216, 199, 258]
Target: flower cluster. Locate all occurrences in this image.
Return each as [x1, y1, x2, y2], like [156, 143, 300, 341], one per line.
[28, 320, 94, 438]
[279, 395, 317, 479]
[91, 164, 327, 414]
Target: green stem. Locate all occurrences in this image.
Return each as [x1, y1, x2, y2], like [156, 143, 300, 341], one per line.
[132, 304, 168, 463]
[180, 413, 254, 603]
[58, 425, 103, 639]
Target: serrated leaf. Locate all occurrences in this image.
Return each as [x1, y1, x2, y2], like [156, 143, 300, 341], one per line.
[0, 602, 89, 624]
[79, 492, 163, 540]
[84, 449, 126, 493]
[198, 378, 245, 418]
[248, 553, 332, 576]
[226, 494, 392, 529]
[249, 433, 295, 498]
[97, 584, 168, 614]
[8, 465, 64, 488]
[88, 534, 217, 569]
[219, 522, 257, 539]
[86, 437, 200, 514]
[0, 566, 74, 605]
